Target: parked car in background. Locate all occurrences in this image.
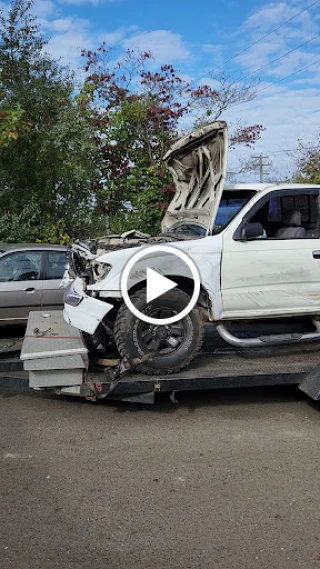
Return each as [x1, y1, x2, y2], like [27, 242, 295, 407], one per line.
[0, 243, 68, 323]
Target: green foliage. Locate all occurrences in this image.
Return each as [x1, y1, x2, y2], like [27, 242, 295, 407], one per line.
[292, 141, 320, 185]
[0, 103, 32, 146]
[0, 0, 99, 242]
[99, 98, 174, 233]
[0, 1, 265, 242]
[0, 198, 70, 243]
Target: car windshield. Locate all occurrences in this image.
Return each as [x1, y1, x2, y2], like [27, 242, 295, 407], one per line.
[212, 190, 257, 234]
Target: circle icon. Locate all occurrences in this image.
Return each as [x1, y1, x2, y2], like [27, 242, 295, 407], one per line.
[120, 245, 201, 325]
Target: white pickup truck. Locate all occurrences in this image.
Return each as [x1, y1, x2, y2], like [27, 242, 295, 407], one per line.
[63, 120, 320, 375]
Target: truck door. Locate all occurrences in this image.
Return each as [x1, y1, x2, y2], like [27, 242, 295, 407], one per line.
[220, 188, 320, 319]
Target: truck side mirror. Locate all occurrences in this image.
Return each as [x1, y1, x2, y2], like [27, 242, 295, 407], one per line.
[240, 222, 264, 240]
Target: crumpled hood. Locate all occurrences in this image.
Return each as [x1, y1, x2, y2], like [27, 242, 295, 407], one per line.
[162, 120, 228, 233]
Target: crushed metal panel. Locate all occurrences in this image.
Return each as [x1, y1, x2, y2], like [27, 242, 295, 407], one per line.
[29, 369, 83, 388]
[21, 310, 87, 361]
[162, 121, 228, 232]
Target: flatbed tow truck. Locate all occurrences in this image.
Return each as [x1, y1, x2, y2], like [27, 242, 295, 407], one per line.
[0, 310, 316, 404]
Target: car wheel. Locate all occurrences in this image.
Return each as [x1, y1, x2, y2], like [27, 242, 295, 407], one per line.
[114, 288, 203, 375]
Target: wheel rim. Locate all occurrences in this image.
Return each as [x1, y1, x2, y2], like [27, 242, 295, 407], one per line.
[136, 307, 188, 354]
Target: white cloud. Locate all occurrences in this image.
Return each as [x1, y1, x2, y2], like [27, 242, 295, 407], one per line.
[33, 0, 57, 18]
[41, 17, 90, 33]
[243, 2, 297, 34]
[41, 16, 93, 72]
[1, 0, 57, 19]
[269, 49, 320, 78]
[46, 28, 93, 67]
[202, 43, 223, 57]
[236, 38, 286, 71]
[237, 40, 320, 79]
[222, 0, 320, 103]
[99, 26, 137, 46]
[241, 0, 317, 38]
[123, 30, 190, 64]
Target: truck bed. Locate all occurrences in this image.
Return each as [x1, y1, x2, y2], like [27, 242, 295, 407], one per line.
[16, 311, 320, 402]
[88, 321, 320, 400]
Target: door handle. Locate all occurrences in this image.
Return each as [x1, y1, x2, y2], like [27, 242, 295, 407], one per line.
[313, 251, 320, 259]
[23, 287, 35, 292]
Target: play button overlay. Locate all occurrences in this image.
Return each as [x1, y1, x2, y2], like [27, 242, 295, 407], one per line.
[146, 268, 177, 303]
[121, 244, 201, 325]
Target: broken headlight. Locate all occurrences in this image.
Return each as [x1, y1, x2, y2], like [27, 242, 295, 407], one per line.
[63, 282, 83, 307]
[93, 262, 112, 282]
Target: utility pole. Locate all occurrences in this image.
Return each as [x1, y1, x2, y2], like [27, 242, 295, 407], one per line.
[250, 153, 272, 183]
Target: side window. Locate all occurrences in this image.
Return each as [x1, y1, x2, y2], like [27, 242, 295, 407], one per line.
[47, 251, 68, 280]
[0, 251, 42, 282]
[248, 191, 320, 240]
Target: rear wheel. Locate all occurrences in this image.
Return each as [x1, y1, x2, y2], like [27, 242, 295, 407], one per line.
[114, 288, 203, 375]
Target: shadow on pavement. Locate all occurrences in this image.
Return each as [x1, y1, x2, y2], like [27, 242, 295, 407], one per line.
[103, 384, 317, 414]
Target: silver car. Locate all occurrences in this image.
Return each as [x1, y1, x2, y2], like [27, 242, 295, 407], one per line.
[0, 243, 68, 322]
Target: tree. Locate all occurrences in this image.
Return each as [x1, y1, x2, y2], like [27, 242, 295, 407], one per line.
[292, 139, 320, 185]
[0, 0, 99, 242]
[0, 103, 32, 146]
[81, 46, 265, 234]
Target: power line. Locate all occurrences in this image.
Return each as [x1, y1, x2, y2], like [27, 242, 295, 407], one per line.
[188, 0, 320, 95]
[208, 0, 320, 75]
[186, 0, 320, 121]
[240, 33, 320, 83]
[217, 55, 320, 116]
[267, 146, 320, 155]
[255, 57, 320, 93]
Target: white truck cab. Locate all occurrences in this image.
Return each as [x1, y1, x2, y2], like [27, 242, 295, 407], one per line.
[63, 122, 320, 375]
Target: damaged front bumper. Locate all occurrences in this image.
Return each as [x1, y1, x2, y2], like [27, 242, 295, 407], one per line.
[63, 278, 113, 335]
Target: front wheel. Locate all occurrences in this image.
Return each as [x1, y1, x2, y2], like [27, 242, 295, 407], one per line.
[114, 288, 203, 375]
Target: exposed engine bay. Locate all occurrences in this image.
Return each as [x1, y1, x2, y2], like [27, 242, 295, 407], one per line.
[68, 228, 203, 284]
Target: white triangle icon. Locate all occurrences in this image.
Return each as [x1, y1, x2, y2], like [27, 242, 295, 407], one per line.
[146, 268, 177, 304]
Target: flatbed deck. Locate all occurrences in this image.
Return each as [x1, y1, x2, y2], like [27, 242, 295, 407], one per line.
[87, 340, 320, 402]
[0, 311, 318, 403]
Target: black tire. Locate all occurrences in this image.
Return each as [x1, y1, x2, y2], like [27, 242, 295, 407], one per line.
[114, 287, 203, 375]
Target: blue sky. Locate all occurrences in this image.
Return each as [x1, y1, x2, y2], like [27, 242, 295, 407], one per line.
[3, 0, 320, 178]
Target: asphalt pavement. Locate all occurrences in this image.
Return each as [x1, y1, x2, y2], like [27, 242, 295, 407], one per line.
[1, 384, 320, 569]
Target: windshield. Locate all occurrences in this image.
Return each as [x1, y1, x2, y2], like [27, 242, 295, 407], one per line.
[212, 190, 257, 234]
